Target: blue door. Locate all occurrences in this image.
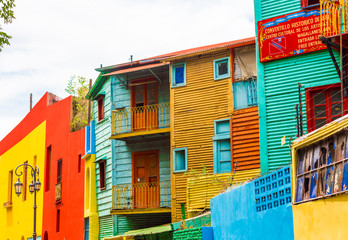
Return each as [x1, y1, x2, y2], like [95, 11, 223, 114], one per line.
[217, 139, 231, 173]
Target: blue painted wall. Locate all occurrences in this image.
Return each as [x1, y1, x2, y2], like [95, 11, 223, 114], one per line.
[211, 166, 294, 240]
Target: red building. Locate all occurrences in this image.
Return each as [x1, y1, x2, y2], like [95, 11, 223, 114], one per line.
[0, 92, 85, 240]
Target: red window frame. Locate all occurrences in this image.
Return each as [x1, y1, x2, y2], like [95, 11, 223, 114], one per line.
[99, 160, 106, 190]
[306, 83, 348, 132]
[301, 0, 320, 9]
[97, 95, 105, 121]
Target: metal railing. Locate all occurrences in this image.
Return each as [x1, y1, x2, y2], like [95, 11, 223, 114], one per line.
[112, 181, 171, 209]
[112, 103, 170, 135]
[320, 0, 347, 36]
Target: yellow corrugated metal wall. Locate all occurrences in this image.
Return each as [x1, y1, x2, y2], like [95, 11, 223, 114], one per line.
[170, 50, 232, 222]
[231, 106, 260, 171]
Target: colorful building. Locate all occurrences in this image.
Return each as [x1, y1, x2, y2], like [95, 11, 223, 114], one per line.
[86, 55, 176, 238]
[292, 114, 348, 239]
[164, 38, 261, 222]
[0, 92, 86, 240]
[254, 0, 347, 173]
[83, 120, 99, 240]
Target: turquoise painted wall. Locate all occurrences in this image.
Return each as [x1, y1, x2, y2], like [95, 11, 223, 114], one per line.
[92, 77, 115, 239]
[255, 0, 341, 173]
[211, 166, 294, 239]
[110, 73, 171, 235]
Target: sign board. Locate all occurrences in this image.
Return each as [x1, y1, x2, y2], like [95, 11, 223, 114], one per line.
[258, 10, 327, 62]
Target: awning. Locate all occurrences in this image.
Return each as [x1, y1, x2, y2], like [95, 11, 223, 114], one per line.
[102, 62, 168, 76]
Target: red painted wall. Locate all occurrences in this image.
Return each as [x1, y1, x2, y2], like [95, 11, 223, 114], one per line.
[0, 92, 85, 240]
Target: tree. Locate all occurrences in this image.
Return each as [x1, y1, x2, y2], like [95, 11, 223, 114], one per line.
[0, 0, 15, 52]
[65, 75, 91, 132]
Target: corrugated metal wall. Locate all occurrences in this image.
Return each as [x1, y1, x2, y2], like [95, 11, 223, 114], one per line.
[262, 51, 340, 171]
[115, 213, 171, 235]
[93, 77, 114, 237]
[170, 50, 232, 222]
[99, 215, 114, 239]
[259, 0, 300, 20]
[187, 169, 260, 211]
[231, 106, 260, 170]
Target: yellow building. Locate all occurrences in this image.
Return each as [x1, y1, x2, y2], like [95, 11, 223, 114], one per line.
[0, 122, 46, 240]
[83, 120, 99, 240]
[165, 38, 260, 222]
[292, 114, 348, 239]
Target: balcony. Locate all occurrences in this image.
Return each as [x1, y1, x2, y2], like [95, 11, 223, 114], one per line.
[111, 103, 170, 140]
[111, 181, 171, 214]
[320, 0, 347, 37]
[186, 169, 260, 212]
[55, 182, 62, 202]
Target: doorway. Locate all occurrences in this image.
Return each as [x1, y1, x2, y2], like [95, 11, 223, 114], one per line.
[132, 150, 159, 208]
[131, 80, 158, 131]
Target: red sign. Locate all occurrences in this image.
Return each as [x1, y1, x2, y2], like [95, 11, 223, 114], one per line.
[258, 10, 327, 62]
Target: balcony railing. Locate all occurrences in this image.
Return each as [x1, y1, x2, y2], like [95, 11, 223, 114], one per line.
[112, 103, 170, 136]
[320, 0, 347, 36]
[112, 181, 171, 210]
[55, 182, 62, 202]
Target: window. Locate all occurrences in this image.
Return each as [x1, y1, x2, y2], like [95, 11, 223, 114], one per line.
[295, 130, 348, 203]
[306, 84, 348, 132]
[84, 217, 89, 240]
[173, 148, 187, 173]
[78, 154, 82, 173]
[301, 0, 320, 9]
[213, 119, 231, 173]
[171, 62, 186, 87]
[57, 159, 62, 183]
[233, 78, 258, 110]
[45, 146, 51, 191]
[99, 160, 106, 190]
[97, 95, 105, 121]
[56, 209, 60, 232]
[214, 57, 230, 80]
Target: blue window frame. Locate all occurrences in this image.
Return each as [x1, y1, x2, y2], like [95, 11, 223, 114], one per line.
[171, 62, 186, 87]
[214, 57, 231, 80]
[213, 119, 231, 174]
[233, 77, 258, 110]
[173, 147, 187, 173]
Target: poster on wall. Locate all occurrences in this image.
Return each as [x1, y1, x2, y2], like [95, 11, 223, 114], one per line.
[258, 10, 327, 62]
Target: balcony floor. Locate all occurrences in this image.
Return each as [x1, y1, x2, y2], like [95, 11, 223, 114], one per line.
[110, 128, 170, 141]
[110, 207, 171, 215]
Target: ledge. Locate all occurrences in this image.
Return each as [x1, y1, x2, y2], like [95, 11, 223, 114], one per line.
[110, 207, 171, 215]
[3, 201, 12, 208]
[110, 128, 170, 140]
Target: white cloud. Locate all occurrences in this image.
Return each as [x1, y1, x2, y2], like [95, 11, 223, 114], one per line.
[0, 0, 255, 140]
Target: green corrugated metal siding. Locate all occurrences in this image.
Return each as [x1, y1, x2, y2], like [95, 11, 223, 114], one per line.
[173, 227, 202, 240]
[99, 215, 114, 239]
[93, 77, 113, 221]
[263, 51, 340, 171]
[115, 213, 171, 235]
[259, 0, 300, 20]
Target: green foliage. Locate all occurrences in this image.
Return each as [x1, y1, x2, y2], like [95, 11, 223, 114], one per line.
[65, 75, 91, 131]
[0, 0, 15, 52]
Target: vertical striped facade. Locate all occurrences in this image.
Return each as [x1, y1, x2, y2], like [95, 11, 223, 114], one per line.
[255, 0, 341, 173]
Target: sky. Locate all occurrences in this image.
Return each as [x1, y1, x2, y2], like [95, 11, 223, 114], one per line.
[0, 0, 255, 140]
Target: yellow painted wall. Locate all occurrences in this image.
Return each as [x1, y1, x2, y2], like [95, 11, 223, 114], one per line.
[292, 194, 348, 239]
[291, 115, 348, 239]
[170, 49, 232, 222]
[0, 121, 46, 240]
[83, 153, 99, 240]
